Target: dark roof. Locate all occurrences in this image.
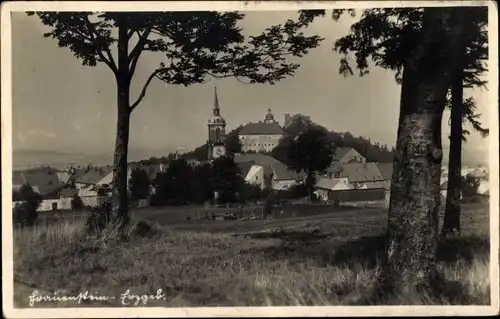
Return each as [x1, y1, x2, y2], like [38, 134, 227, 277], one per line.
[328, 162, 384, 183]
[59, 188, 79, 198]
[333, 147, 357, 160]
[233, 153, 304, 181]
[13, 168, 65, 196]
[238, 122, 284, 135]
[270, 162, 305, 181]
[377, 163, 394, 180]
[236, 161, 254, 178]
[316, 177, 344, 190]
[234, 153, 281, 166]
[75, 166, 114, 185]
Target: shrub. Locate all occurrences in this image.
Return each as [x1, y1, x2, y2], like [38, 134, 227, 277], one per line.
[12, 184, 41, 228]
[71, 195, 84, 210]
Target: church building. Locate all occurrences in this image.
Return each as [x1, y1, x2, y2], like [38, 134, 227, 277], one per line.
[238, 107, 285, 153]
[207, 87, 227, 160]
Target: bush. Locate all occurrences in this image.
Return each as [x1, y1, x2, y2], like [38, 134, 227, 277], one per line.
[71, 195, 84, 210]
[13, 202, 38, 228]
[13, 184, 41, 228]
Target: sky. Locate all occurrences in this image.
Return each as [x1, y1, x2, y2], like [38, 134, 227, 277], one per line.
[11, 10, 491, 163]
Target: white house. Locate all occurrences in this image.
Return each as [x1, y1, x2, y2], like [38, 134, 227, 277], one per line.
[314, 177, 351, 202]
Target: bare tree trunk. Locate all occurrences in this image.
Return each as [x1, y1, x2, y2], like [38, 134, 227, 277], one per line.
[375, 8, 465, 299]
[442, 50, 465, 237]
[110, 21, 131, 226]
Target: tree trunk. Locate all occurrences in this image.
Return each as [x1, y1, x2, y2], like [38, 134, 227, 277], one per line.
[306, 174, 314, 203]
[442, 76, 464, 236]
[442, 35, 466, 237]
[110, 21, 131, 226]
[375, 8, 465, 299]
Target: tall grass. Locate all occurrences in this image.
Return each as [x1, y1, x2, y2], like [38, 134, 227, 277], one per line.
[13, 217, 490, 307]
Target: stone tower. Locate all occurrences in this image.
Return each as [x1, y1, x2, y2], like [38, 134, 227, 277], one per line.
[207, 86, 227, 160]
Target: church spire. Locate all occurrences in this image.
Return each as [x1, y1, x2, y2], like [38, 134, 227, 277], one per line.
[213, 86, 220, 116]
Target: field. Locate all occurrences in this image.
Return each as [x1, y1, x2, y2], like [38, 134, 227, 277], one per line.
[13, 202, 490, 307]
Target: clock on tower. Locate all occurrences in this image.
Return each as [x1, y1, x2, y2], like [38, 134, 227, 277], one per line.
[207, 87, 227, 160]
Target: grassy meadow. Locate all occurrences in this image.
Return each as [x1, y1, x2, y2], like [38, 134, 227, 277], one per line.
[13, 202, 490, 307]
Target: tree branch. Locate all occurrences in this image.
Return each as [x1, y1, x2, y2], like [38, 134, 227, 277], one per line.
[129, 28, 152, 76]
[83, 16, 118, 74]
[130, 69, 160, 112]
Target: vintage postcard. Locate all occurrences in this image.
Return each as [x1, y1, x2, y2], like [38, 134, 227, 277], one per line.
[2, 0, 499, 317]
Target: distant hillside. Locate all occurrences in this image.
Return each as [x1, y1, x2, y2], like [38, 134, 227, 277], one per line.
[12, 147, 175, 170]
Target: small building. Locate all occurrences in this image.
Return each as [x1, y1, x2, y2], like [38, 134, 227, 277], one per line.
[314, 177, 351, 202]
[326, 162, 386, 189]
[234, 153, 304, 191]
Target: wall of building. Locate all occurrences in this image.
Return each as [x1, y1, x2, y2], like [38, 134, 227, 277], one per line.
[272, 179, 298, 191]
[239, 134, 283, 153]
[17, 198, 74, 212]
[80, 196, 108, 207]
[245, 165, 265, 189]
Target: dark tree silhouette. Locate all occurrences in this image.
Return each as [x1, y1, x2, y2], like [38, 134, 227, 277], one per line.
[28, 11, 323, 227]
[13, 184, 42, 228]
[128, 167, 151, 200]
[224, 126, 243, 156]
[152, 159, 193, 205]
[191, 163, 214, 204]
[211, 156, 242, 204]
[286, 126, 335, 202]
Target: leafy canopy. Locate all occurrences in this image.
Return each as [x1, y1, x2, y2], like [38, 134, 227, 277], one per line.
[28, 11, 323, 110]
[299, 8, 489, 137]
[287, 125, 335, 175]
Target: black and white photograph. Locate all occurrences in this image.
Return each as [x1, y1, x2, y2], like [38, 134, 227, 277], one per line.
[2, 1, 499, 317]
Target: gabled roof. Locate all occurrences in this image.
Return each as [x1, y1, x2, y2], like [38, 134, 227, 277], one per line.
[56, 172, 73, 184]
[316, 177, 348, 190]
[234, 153, 303, 180]
[238, 122, 284, 135]
[234, 153, 281, 166]
[333, 147, 358, 160]
[377, 163, 393, 180]
[270, 162, 305, 181]
[13, 168, 65, 196]
[75, 166, 114, 185]
[328, 162, 384, 183]
[235, 161, 254, 179]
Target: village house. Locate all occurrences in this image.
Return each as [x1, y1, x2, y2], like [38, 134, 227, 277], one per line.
[238, 108, 285, 153]
[326, 162, 387, 189]
[314, 177, 351, 202]
[331, 147, 366, 164]
[234, 153, 305, 191]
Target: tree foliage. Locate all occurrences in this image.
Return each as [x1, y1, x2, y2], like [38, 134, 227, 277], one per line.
[128, 167, 151, 200]
[211, 156, 243, 204]
[287, 126, 335, 201]
[152, 158, 193, 205]
[224, 126, 243, 156]
[461, 174, 481, 202]
[12, 184, 42, 228]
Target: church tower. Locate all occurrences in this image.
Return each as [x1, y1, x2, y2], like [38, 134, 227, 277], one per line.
[264, 107, 276, 123]
[207, 87, 227, 160]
